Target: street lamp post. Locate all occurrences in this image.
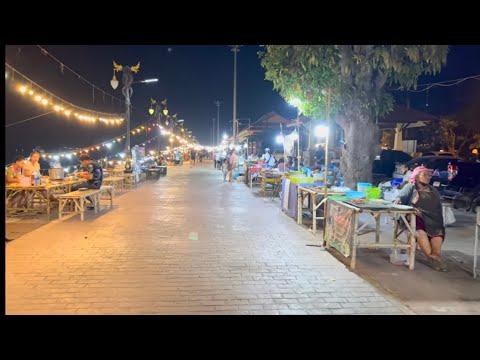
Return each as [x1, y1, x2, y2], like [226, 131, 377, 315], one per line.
[111, 61, 157, 172]
[324, 88, 332, 197]
[289, 98, 302, 171]
[230, 46, 241, 144]
[112, 61, 141, 157]
[212, 118, 215, 147]
[322, 88, 332, 243]
[214, 100, 221, 146]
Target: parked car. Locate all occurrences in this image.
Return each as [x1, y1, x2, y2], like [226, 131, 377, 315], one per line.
[372, 150, 412, 177]
[408, 156, 480, 193]
[406, 155, 461, 183]
[422, 151, 455, 157]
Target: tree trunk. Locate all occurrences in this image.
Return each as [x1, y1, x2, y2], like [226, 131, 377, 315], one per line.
[339, 113, 379, 189]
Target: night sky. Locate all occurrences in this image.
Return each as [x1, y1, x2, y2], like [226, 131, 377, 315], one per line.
[5, 45, 480, 163]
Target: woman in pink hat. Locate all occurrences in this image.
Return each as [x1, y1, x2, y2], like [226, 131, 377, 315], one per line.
[395, 166, 447, 271]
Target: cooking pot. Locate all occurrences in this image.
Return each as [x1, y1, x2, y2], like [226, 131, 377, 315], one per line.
[48, 168, 64, 180]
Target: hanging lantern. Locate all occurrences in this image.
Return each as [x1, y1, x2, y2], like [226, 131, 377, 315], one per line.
[111, 69, 119, 90]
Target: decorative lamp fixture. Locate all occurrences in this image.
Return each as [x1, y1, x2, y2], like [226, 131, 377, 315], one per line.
[149, 98, 156, 115]
[110, 69, 119, 90]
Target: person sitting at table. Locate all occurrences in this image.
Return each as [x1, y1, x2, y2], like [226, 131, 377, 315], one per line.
[394, 166, 447, 272]
[311, 165, 321, 176]
[23, 151, 41, 177]
[397, 163, 413, 190]
[6, 156, 26, 209]
[6, 156, 25, 184]
[72, 154, 103, 209]
[23, 151, 56, 206]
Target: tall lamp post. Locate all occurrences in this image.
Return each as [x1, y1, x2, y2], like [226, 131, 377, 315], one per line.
[230, 45, 241, 144]
[214, 100, 221, 146]
[313, 88, 332, 242]
[212, 118, 216, 147]
[111, 61, 157, 168]
[111, 61, 140, 158]
[289, 98, 302, 171]
[149, 98, 167, 153]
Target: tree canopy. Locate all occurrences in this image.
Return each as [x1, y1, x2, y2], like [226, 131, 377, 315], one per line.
[260, 45, 449, 121]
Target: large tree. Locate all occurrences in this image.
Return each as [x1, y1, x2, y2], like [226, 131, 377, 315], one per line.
[260, 45, 448, 188]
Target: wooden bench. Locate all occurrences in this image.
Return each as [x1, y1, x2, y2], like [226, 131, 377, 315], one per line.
[102, 177, 124, 193]
[58, 189, 100, 221]
[99, 185, 114, 208]
[122, 173, 136, 189]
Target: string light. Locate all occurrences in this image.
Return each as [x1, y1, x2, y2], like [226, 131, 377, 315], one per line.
[30, 109, 200, 157]
[13, 82, 124, 124]
[6, 63, 124, 126]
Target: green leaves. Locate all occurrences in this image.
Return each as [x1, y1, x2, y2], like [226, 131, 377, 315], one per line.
[260, 45, 448, 123]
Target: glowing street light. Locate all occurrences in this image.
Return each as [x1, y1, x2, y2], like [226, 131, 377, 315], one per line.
[140, 78, 158, 83]
[314, 125, 329, 138]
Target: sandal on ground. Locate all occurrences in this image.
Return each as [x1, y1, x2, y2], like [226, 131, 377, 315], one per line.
[428, 257, 448, 272]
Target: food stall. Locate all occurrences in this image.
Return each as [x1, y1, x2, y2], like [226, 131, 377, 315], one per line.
[260, 170, 283, 196]
[324, 198, 417, 270]
[245, 162, 266, 189]
[280, 172, 325, 220]
[296, 185, 346, 234]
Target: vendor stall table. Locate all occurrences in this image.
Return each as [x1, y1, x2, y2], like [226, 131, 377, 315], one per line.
[296, 186, 345, 234]
[5, 179, 87, 220]
[280, 180, 324, 220]
[246, 165, 265, 189]
[324, 199, 417, 270]
[261, 171, 283, 196]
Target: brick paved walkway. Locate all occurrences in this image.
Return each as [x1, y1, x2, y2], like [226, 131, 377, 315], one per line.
[6, 162, 414, 314]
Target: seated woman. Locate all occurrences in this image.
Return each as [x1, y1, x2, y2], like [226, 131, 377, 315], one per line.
[23, 151, 41, 177]
[5, 156, 26, 208]
[22, 151, 56, 207]
[397, 163, 413, 190]
[394, 166, 447, 271]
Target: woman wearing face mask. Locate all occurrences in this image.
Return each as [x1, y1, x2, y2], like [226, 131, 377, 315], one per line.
[394, 166, 447, 271]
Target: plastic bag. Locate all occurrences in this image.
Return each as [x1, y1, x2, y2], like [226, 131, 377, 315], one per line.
[443, 205, 456, 226]
[383, 189, 399, 202]
[390, 249, 409, 266]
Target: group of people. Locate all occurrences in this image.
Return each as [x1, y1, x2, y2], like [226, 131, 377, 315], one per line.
[6, 148, 449, 272]
[217, 150, 238, 182]
[6, 152, 45, 209]
[6, 152, 103, 211]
